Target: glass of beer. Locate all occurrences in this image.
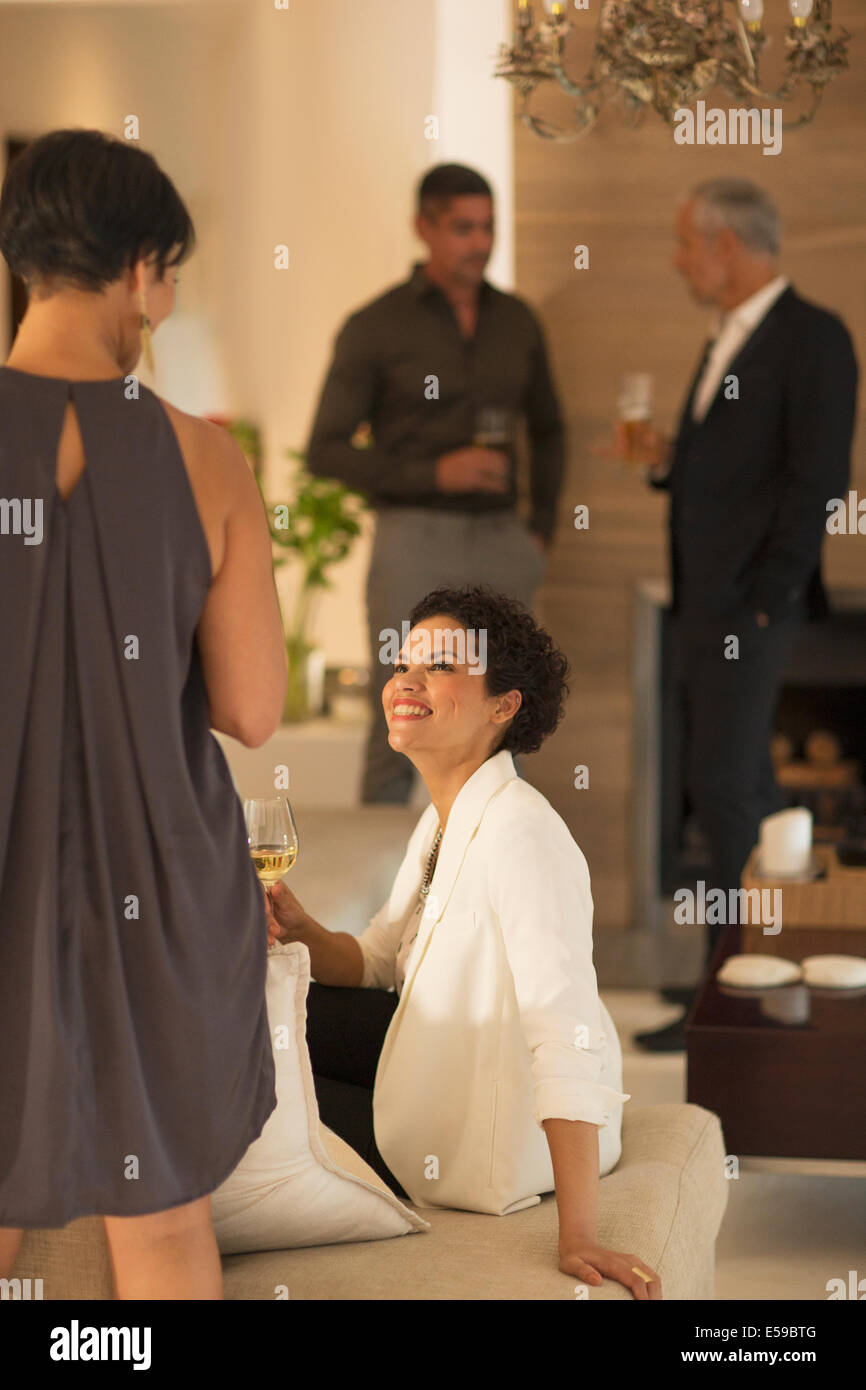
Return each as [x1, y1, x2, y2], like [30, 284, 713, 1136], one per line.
[244, 796, 299, 906]
[617, 373, 653, 469]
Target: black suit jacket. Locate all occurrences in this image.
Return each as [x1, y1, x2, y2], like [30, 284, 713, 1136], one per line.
[653, 287, 859, 633]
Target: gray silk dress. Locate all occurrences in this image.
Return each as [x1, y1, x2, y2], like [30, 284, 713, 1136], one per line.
[0, 366, 276, 1227]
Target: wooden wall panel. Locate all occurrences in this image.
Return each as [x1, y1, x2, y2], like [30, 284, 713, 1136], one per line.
[516, 0, 866, 932]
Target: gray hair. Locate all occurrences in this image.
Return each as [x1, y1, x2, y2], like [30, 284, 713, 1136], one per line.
[689, 179, 781, 257]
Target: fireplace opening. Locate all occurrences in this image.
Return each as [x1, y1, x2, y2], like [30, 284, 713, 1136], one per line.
[658, 608, 866, 896]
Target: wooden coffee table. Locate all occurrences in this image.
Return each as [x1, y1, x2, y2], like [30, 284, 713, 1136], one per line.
[686, 923, 866, 1162]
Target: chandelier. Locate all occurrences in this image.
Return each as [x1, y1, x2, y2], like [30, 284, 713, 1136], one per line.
[495, 0, 851, 140]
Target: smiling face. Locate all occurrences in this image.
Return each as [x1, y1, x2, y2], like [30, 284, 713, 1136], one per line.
[415, 195, 494, 288]
[383, 616, 520, 765]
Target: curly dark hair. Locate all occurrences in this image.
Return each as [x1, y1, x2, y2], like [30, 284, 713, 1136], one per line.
[408, 585, 569, 756]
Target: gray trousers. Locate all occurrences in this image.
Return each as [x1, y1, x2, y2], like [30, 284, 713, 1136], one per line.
[363, 507, 546, 803]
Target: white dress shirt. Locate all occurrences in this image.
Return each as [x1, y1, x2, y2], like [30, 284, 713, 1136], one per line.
[691, 274, 789, 423]
[355, 749, 629, 1215]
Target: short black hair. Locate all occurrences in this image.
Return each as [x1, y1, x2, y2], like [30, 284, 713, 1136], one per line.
[408, 585, 569, 757]
[417, 164, 493, 220]
[0, 128, 195, 293]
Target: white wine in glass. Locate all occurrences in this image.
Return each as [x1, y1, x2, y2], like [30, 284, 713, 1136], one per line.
[244, 797, 299, 902]
[250, 843, 298, 884]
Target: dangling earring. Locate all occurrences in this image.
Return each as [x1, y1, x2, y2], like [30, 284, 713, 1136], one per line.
[138, 289, 155, 373]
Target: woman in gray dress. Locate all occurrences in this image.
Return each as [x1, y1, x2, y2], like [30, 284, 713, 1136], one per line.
[0, 130, 287, 1298]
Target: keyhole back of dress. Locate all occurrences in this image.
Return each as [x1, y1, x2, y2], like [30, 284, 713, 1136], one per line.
[55, 396, 86, 502]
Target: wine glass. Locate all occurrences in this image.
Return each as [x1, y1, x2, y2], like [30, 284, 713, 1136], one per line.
[243, 797, 299, 911]
[616, 373, 654, 469]
[473, 406, 513, 450]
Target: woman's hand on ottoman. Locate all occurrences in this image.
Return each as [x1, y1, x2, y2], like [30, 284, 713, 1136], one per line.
[558, 1242, 662, 1300]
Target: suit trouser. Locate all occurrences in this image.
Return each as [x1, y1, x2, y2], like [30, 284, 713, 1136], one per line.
[363, 507, 545, 803]
[305, 981, 408, 1198]
[674, 613, 802, 964]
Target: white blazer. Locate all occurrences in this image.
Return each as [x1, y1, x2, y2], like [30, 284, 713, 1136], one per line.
[357, 750, 630, 1216]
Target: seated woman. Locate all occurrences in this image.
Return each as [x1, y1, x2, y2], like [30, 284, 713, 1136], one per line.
[265, 585, 661, 1299]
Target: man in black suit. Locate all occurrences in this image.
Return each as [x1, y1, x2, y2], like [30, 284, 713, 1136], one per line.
[621, 179, 858, 1050]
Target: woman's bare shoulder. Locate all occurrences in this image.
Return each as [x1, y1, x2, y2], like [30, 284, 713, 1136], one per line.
[157, 397, 247, 481]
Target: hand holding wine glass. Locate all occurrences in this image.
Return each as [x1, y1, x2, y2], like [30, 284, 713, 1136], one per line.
[434, 406, 514, 495]
[244, 796, 299, 943]
[263, 880, 311, 948]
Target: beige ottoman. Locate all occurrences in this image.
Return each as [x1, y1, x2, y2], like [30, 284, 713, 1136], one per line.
[12, 1103, 727, 1300]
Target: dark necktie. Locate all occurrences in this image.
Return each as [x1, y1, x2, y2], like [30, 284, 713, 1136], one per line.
[678, 336, 717, 439]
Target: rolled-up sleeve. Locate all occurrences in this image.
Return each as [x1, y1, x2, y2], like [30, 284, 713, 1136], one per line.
[355, 898, 400, 991]
[488, 818, 630, 1129]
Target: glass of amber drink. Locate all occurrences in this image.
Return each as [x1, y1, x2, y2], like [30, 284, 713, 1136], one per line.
[617, 373, 654, 469]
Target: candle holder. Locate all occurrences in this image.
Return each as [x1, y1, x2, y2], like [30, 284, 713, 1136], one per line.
[495, 0, 851, 141]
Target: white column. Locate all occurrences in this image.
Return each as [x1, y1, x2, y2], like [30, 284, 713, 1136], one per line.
[431, 0, 515, 289]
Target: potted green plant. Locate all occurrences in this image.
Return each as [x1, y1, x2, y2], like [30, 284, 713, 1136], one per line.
[215, 421, 366, 723]
[262, 450, 367, 722]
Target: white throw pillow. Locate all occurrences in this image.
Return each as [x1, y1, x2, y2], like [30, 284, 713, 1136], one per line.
[800, 955, 866, 990]
[716, 954, 802, 989]
[211, 941, 429, 1254]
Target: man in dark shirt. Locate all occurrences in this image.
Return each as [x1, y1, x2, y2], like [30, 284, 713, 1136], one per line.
[307, 163, 565, 802]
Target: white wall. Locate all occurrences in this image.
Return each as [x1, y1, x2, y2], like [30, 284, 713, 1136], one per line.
[218, 0, 439, 664]
[223, 0, 514, 665]
[0, 1, 238, 403]
[0, 0, 515, 666]
[433, 0, 514, 290]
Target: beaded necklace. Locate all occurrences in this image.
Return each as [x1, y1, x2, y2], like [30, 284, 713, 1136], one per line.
[418, 825, 443, 907]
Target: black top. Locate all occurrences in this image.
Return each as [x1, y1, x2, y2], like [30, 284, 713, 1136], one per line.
[0, 367, 276, 1226]
[305, 263, 566, 541]
[652, 287, 859, 636]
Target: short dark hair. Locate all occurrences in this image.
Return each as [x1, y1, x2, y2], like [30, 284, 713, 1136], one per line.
[417, 164, 493, 220]
[0, 128, 195, 293]
[408, 585, 569, 757]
